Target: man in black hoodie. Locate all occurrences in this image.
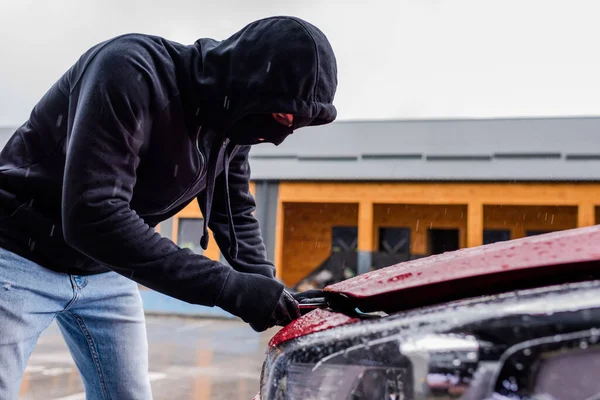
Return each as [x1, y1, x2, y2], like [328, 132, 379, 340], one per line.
[0, 16, 337, 399]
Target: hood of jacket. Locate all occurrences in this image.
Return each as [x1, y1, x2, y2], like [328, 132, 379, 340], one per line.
[176, 16, 338, 257]
[191, 15, 337, 133]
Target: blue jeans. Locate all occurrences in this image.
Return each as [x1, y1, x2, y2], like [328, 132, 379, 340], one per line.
[0, 247, 152, 399]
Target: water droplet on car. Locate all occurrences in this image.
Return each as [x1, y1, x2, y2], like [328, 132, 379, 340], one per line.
[515, 362, 524, 371]
[553, 334, 562, 342]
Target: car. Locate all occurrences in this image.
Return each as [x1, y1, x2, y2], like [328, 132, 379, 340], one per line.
[255, 225, 600, 400]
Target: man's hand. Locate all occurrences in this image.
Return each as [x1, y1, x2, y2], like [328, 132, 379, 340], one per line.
[250, 289, 301, 332]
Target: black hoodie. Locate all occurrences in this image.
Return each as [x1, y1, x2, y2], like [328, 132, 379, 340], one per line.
[0, 16, 337, 329]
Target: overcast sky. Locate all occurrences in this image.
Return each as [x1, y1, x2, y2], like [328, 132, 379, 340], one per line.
[1, 0, 600, 126]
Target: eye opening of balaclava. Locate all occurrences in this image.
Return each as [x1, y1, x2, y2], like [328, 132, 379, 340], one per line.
[226, 113, 314, 146]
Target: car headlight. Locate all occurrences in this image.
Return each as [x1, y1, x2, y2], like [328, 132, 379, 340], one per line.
[261, 281, 600, 400]
[276, 338, 412, 399]
[267, 332, 491, 400]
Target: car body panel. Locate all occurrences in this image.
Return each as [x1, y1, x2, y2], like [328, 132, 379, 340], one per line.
[269, 308, 359, 347]
[327, 225, 600, 298]
[273, 226, 600, 347]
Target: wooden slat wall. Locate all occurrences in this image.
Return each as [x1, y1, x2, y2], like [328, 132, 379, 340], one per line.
[281, 202, 358, 286]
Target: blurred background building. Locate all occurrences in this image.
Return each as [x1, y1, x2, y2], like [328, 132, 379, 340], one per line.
[2, 0, 600, 316]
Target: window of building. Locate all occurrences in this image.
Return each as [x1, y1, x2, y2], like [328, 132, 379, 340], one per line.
[378, 227, 411, 255]
[526, 230, 554, 237]
[177, 218, 204, 254]
[331, 226, 358, 252]
[428, 228, 460, 255]
[483, 229, 511, 245]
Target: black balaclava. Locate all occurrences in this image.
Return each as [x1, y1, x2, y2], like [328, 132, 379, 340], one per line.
[226, 114, 294, 146]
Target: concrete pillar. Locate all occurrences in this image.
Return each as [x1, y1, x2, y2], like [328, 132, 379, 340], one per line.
[254, 180, 279, 263]
[578, 203, 596, 227]
[357, 201, 374, 274]
[159, 217, 174, 241]
[467, 202, 483, 248]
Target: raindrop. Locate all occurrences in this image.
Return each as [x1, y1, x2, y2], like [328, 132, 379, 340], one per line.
[415, 219, 420, 232]
[56, 114, 63, 128]
[137, 73, 142, 82]
[266, 61, 271, 73]
[112, 180, 121, 197]
[223, 96, 229, 109]
[25, 167, 31, 178]
[29, 239, 36, 252]
[196, 108, 200, 116]
[50, 224, 55, 237]
[515, 362, 524, 371]
[173, 164, 179, 177]
[28, 199, 34, 207]
[550, 214, 555, 224]
[523, 348, 532, 356]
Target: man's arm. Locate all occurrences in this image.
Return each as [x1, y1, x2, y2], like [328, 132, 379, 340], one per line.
[198, 146, 276, 279]
[61, 44, 283, 330]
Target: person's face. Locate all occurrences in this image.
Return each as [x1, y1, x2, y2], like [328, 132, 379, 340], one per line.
[272, 113, 294, 127]
[250, 113, 293, 142]
[250, 113, 294, 142]
[251, 113, 294, 142]
[227, 113, 295, 146]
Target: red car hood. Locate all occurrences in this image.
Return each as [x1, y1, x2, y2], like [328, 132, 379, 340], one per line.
[270, 225, 600, 347]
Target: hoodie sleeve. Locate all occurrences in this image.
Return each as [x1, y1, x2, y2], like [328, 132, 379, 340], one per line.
[61, 46, 284, 329]
[198, 145, 277, 279]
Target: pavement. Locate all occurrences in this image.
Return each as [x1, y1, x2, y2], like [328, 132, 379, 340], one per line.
[19, 316, 278, 400]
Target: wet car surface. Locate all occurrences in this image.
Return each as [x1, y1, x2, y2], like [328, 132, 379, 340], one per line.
[259, 226, 600, 400]
[19, 316, 277, 400]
